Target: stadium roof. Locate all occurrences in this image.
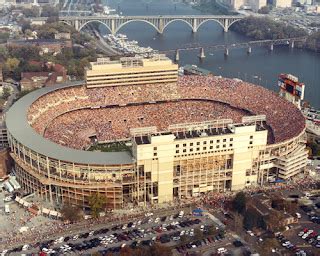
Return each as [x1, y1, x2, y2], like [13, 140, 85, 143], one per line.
[5, 82, 134, 166]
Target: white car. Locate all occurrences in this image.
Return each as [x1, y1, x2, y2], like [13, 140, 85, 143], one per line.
[0, 250, 8, 256]
[282, 241, 290, 247]
[73, 234, 79, 240]
[3, 197, 12, 202]
[246, 230, 254, 236]
[217, 247, 227, 254]
[22, 245, 29, 251]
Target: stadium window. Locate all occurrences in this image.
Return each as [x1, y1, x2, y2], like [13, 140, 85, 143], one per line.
[196, 148, 200, 151]
[249, 141, 253, 145]
[203, 147, 206, 150]
[154, 147, 157, 151]
[183, 149, 186, 153]
[229, 144, 233, 147]
[176, 144, 179, 148]
[203, 141, 207, 145]
[223, 145, 226, 148]
[250, 136, 253, 139]
[210, 140, 213, 144]
[217, 140, 220, 143]
[197, 142, 200, 145]
[230, 138, 233, 141]
[154, 153, 157, 157]
[210, 146, 213, 149]
[216, 145, 220, 149]
[183, 143, 186, 147]
[176, 150, 179, 154]
[190, 148, 193, 152]
[223, 139, 226, 142]
[190, 142, 193, 146]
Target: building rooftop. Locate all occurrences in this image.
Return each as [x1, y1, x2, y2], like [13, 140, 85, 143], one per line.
[5, 82, 134, 166]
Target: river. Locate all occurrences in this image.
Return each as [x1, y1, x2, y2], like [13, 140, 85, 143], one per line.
[101, 0, 320, 108]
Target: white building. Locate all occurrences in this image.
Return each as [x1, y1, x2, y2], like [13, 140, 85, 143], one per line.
[274, 0, 292, 8]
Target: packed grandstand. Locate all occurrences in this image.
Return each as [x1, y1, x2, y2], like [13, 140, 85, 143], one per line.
[27, 76, 305, 151]
[6, 73, 308, 208]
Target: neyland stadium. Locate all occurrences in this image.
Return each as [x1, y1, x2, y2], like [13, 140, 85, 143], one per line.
[5, 55, 308, 209]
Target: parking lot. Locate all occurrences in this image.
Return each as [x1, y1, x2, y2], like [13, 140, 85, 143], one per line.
[275, 192, 320, 256]
[0, 209, 249, 256]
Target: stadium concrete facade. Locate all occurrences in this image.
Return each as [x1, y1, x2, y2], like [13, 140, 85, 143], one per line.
[6, 73, 307, 209]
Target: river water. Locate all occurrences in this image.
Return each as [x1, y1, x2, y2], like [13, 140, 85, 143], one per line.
[101, 0, 320, 108]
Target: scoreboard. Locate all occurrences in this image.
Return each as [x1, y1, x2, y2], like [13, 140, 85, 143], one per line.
[278, 74, 305, 109]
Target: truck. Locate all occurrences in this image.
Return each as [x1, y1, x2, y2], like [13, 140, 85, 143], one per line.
[3, 181, 14, 193]
[4, 204, 10, 214]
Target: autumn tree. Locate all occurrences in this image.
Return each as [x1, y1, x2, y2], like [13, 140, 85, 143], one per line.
[61, 204, 83, 223]
[119, 246, 134, 256]
[5, 58, 20, 72]
[88, 193, 106, 218]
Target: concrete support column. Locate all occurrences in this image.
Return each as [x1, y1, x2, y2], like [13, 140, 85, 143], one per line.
[75, 19, 80, 31]
[270, 44, 274, 51]
[111, 19, 116, 35]
[175, 49, 180, 62]
[158, 18, 164, 34]
[223, 19, 229, 32]
[198, 47, 205, 59]
[192, 18, 198, 33]
[290, 41, 295, 48]
[224, 48, 229, 56]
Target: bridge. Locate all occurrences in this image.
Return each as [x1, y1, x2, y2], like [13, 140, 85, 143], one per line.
[168, 37, 307, 60]
[31, 15, 244, 34]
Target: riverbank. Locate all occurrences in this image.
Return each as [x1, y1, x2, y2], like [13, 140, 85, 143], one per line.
[230, 16, 320, 53]
[191, 0, 236, 15]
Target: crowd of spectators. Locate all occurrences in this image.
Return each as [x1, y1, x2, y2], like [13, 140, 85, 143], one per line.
[44, 101, 246, 149]
[27, 76, 305, 150]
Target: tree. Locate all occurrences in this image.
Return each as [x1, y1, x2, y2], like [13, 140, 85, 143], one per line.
[149, 243, 173, 256]
[243, 208, 260, 230]
[120, 247, 134, 256]
[207, 225, 218, 236]
[41, 5, 59, 17]
[5, 58, 20, 72]
[232, 192, 247, 214]
[179, 234, 190, 245]
[194, 228, 204, 240]
[258, 6, 270, 14]
[229, 212, 244, 233]
[258, 238, 279, 256]
[88, 192, 106, 218]
[61, 204, 82, 223]
[1, 86, 11, 100]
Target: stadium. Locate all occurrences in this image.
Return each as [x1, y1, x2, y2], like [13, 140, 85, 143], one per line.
[5, 58, 308, 209]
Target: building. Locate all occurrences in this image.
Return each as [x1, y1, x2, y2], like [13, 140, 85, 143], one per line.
[223, 0, 267, 11]
[274, 0, 292, 8]
[54, 33, 71, 40]
[85, 55, 178, 88]
[20, 63, 68, 91]
[5, 70, 307, 209]
[7, 39, 72, 56]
